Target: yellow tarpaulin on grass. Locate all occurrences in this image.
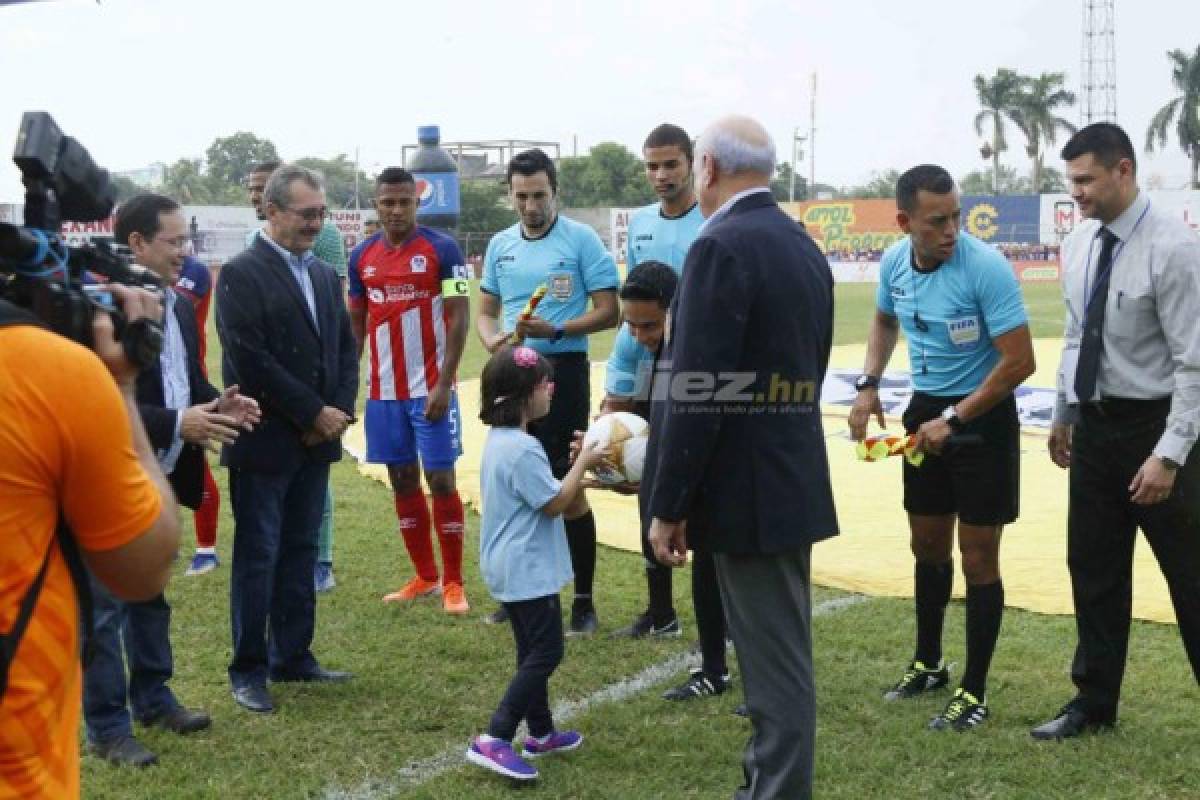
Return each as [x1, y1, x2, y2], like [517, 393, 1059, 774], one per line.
[344, 338, 1179, 624]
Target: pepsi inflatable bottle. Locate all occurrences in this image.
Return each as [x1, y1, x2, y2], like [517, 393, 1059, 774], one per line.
[407, 125, 460, 232]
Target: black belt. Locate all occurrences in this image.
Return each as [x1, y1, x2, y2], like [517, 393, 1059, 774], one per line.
[1077, 396, 1171, 418]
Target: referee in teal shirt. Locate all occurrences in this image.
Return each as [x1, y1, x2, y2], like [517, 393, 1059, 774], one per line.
[848, 164, 1035, 732]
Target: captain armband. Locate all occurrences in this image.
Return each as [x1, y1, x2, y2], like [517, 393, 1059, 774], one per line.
[442, 264, 471, 297]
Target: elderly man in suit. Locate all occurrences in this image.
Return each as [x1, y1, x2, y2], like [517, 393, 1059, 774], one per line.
[84, 193, 260, 767]
[216, 165, 359, 714]
[648, 116, 838, 800]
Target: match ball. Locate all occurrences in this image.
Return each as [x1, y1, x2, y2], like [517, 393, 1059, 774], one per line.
[582, 412, 649, 484]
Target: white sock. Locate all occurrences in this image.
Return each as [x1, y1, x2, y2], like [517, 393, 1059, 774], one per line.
[195, 547, 216, 555]
[534, 732, 555, 745]
[478, 733, 502, 744]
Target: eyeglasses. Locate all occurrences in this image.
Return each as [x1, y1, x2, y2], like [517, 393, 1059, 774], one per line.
[284, 206, 330, 222]
[154, 235, 190, 250]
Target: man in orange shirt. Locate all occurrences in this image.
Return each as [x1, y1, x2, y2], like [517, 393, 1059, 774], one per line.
[0, 284, 181, 799]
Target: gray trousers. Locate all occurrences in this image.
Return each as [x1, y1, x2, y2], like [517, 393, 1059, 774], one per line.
[714, 546, 814, 800]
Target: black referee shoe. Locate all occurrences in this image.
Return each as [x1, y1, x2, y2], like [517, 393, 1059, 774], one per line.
[610, 611, 682, 639]
[884, 660, 950, 701]
[662, 668, 730, 701]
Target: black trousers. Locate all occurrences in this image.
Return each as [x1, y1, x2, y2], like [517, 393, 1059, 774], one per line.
[1068, 398, 1200, 720]
[488, 594, 564, 741]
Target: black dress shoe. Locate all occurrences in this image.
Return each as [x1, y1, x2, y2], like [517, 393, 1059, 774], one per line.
[232, 685, 275, 713]
[270, 667, 354, 684]
[1031, 707, 1114, 740]
[140, 706, 212, 735]
[88, 735, 158, 767]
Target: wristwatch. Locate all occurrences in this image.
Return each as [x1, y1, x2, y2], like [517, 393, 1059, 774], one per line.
[1160, 456, 1181, 471]
[940, 405, 964, 432]
[552, 324, 566, 343]
[854, 374, 880, 392]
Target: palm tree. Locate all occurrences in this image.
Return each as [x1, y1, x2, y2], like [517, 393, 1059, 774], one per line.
[1011, 72, 1076, 194]
[1145, 45, 1200, 189]
[973, 68, 1024, 193]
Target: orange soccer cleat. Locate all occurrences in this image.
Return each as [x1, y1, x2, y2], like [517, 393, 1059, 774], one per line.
[383, 576, 442, 603]
[442, 582, 470, 615]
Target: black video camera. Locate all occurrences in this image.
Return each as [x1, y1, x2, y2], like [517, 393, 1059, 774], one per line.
[0, 112, 163, 369]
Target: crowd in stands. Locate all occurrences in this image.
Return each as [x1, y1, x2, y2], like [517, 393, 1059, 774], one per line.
[825, 242, 1060, 263]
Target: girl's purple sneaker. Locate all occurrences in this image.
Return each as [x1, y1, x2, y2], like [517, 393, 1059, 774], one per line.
[466, 736, 538, 781]
[522, 729, 583, 757]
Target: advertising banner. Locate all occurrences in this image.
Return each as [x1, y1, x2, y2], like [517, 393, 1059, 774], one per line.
[960, 195, 1041, 243]
[610, 207, 635, 264]
[413, 171, 460, 217]
[1041, 189, 1200, 242]
[781, 198, 903, 257]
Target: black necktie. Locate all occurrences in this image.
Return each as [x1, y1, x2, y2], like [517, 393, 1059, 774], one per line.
[1074, 228, 1119, 403]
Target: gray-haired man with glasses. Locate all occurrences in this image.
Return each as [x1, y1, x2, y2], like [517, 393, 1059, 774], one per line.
[216, 164, 359, 714]
[244, 161, 348, 593]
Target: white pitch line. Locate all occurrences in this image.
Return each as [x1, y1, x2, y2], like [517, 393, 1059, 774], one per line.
[323, 593, 868, 800]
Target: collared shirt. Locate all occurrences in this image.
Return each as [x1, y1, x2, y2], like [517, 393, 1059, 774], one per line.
[698, 186, 772, 232]
[606, 202, 704, 399]
[260, 230, 319, 330]
[1054, 190, 1200, 463]
[158, 288, 189, 473]
[878, 232, 1027, 396]
[480, 214, 619, 356]
[247, 222, 347, 278]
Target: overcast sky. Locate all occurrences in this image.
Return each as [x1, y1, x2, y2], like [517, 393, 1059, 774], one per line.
[1, 0, 1197, 203]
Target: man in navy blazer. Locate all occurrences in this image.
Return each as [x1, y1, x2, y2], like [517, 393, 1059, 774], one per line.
[216, 165, 359, 713]
[85, 193, 260, 767]
[648, 116, 838, 800]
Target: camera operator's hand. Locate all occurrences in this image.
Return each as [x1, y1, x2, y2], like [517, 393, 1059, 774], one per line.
[93, 284, 163, 389]
[180, 405, 241, 450]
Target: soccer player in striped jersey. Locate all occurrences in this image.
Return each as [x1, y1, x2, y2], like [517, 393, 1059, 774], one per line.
[348, 168, 472, 615]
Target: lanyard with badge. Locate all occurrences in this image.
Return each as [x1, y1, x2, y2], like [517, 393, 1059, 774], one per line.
[1080, 201, 1151, 316]
[1063, 201, 1151, 405]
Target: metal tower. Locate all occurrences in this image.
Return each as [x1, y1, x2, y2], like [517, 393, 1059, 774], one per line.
[1080, 0, 1118, 125]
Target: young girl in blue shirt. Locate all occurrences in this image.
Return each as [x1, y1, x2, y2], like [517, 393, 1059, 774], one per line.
[467, 345, 607, 782]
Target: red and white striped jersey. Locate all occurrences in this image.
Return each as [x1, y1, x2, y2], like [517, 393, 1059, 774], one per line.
[348, 227, 470, 400]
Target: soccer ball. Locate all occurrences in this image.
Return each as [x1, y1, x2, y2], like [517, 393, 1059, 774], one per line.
[582, 412, 649, 485]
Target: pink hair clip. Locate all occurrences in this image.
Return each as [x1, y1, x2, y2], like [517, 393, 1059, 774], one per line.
[512, 346, 539, 368]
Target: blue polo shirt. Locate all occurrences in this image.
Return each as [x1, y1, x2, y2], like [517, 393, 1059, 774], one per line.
[481, 215, 619, 356]
[877, 232, 1027, 396]
[605, 202, 704, 398]
[624, 201, 704, 270]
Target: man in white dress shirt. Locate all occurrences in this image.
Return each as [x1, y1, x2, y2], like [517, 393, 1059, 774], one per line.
[1034, 122, 1200, 740]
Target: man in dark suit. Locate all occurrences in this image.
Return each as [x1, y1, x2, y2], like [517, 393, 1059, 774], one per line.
[84, 193, 260, 767]
[216, 165, 359, 713]
[648, 116, 838, 800]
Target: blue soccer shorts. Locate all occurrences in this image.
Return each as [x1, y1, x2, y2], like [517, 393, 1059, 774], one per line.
[364, 393, 463, 470]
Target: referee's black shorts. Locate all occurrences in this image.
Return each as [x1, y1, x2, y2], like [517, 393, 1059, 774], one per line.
[901, 392, 1020, 526]
[528, 352, 591, 479]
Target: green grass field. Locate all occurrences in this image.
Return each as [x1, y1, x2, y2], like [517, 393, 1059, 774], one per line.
[80, 281, 1200, 800]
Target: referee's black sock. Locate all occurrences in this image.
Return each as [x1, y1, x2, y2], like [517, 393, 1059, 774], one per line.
[914, 560, 953, 667]
[566, 511, 597, 610]
[646, 562, 675, 627]
[962, 579, 1004, 699]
